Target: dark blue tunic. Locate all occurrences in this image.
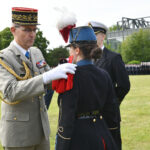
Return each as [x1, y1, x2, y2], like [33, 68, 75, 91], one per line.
[55, 60, 118, 150]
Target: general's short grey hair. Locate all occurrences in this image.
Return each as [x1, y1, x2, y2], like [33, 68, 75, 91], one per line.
[12, 23, 20, 28]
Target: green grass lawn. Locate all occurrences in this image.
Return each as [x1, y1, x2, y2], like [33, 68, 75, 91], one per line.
[120, 75, 150, 150]
[0, 75, 150, 150]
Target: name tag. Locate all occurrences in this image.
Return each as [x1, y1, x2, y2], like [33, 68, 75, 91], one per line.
[36, 60, 47, 68]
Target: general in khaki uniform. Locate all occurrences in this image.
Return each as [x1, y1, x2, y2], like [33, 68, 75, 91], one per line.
[0, 7, 50, 150]
[0, 7, 77, 150]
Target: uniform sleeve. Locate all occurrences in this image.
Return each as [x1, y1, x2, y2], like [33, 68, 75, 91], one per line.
[55, 76, 79, 150]
[112, 54, 130, 104]
[0, 64, 45, 103]
[102, 73, 119, 129]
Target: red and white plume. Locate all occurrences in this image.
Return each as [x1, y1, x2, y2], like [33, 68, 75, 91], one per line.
[54, 7, 77, 43]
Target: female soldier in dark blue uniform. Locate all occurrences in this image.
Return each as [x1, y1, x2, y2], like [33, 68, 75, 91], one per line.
[55, 26, 118, 150]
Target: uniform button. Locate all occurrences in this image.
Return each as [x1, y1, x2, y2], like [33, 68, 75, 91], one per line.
[14, 117, 17, 120]
[100, 115, 103, 120]
[32, 98, 34, 102]
[40, 108, 43, 111]
[93, 118, 96, 122]
[39, 96, 42, 100]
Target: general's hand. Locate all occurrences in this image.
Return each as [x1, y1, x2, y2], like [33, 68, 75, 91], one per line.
[43, 63, 77, 84]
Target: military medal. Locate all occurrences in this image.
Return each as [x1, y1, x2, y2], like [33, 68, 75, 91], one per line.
[36, 60, 47, 68]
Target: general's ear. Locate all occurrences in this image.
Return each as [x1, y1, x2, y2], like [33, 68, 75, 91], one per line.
[10, 27, 16, 35]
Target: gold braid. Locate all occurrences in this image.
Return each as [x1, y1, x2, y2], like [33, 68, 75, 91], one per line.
[0, 58, 32, 105]
[0, 92, 22, 105]
[0, 58, 32, 80]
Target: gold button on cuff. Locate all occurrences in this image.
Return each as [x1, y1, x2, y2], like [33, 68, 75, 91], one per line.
[93, 118, 96, 122]
[14, 117, 17, 120]
[40, 108, 43, 111]
[100, 115, 103, 120]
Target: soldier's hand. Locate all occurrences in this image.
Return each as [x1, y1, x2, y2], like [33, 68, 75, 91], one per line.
[43, 63, 77, 84]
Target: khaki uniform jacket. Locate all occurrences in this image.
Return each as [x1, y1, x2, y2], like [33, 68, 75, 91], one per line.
[0, 42, 50, 147]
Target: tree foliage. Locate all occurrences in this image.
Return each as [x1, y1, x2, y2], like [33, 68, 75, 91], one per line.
[127, 60, 141, 64]
[121, 29, 150, 63]
[0, 27, 13, 50]
[109, 25, 118, 32]
[108, 24, 122, 32]
[33, 28, 50, 62]
[47, 46, 69, 67]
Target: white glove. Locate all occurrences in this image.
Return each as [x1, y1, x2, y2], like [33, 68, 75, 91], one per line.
[43, 63, 77, 84]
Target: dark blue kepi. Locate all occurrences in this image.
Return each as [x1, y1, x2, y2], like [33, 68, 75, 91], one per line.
[67, 26, 97, 46]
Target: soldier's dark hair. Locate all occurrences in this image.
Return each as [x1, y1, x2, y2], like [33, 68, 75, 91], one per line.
[71, 43, 102, 61]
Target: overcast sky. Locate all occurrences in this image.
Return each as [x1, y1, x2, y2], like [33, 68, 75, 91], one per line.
[0, 0, 150, 48]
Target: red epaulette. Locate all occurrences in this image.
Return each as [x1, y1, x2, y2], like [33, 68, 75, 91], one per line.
[52, 56, 74, 93]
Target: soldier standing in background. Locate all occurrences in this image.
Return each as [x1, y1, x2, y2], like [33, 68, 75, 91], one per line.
[88, 21, 130, 150]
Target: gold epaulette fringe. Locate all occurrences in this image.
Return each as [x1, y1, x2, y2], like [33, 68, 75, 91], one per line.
[0, 58, 32, 105]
